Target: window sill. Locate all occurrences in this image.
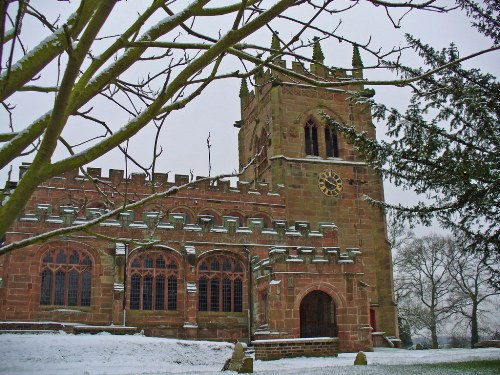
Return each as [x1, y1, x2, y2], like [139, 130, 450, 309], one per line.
[197, 311, 245, 317]
[326, 157, 343, 161]
[128, 309, 181, 316]
[36, 306, 92, 313]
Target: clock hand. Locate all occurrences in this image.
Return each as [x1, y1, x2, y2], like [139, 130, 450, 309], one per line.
[324, 180, 336, 189]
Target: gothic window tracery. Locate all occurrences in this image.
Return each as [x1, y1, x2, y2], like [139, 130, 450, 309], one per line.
[304, 119, 319, 156]
[254, 128, 268, 177]
[197, 254, 244, 313]
[40, 248, 93, 307]
[325, 125, 340, 158]
[129, 251, 179, 311]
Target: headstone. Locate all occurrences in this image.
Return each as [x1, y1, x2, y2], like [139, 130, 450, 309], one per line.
[222, 342, 253, 373]
[232, 342, 245, 360]
[239, 357, 253, 373]
[354, 351, 367, 366]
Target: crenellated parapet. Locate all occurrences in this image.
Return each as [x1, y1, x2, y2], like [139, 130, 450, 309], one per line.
[252, 245, 362, 277]
[17, 163, 280, 198]
[238, 51, 364, 115]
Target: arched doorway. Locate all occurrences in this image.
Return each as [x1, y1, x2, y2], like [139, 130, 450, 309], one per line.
[300, 290, 337, 338]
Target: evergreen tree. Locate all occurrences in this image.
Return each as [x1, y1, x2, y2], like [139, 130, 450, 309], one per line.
[324, 2, 499, 266]
[398, 316, 413, 348]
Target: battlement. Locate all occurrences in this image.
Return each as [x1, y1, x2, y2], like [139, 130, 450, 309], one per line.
[238, 58, 363, 114]
[271, 59, 353, 81]
[252, 245, 362, 275]
[16, 163, 280, 197]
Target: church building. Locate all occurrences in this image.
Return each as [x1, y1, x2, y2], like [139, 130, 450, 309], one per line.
[0, 45, 399, 353]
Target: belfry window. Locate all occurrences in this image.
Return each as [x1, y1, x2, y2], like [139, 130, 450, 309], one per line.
[40, 249, 93, 307]
[198, 254, 244, 313]
[304, 119, 319, 156]
[325, 126, 339, 157]
[129, 251, 178, 311]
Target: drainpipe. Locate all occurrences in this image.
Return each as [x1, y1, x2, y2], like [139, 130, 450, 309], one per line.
[122, 243, 129, 326]
[244, 246, 253, 345]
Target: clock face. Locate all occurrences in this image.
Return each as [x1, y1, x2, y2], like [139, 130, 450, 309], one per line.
[318, 170, 343, 197]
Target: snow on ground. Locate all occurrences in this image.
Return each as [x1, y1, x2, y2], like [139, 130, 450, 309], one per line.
[0, 332, 499, 375]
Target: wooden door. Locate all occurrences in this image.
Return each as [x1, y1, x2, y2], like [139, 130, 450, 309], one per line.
[300, 290, 336, 337]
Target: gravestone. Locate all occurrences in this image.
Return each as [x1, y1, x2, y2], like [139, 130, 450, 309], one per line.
[354, 351, 367, 366]
[222, 342, 253, 373]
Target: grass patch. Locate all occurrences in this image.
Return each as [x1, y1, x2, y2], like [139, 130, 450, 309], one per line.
[316, 360, 500, 375]
[426, 359, 500, 371]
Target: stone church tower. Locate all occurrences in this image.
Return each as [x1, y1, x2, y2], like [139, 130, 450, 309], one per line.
[237, 44, 398, 339]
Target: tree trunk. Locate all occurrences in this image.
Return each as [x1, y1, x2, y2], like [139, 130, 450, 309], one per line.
[471, 303, 479, 348]
[431, 325, 439, 349]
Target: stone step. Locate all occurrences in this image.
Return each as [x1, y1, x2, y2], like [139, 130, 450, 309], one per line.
[0, 329, 60, 334]
[0, 322, 139, 335]
[73, 325, 138, 335]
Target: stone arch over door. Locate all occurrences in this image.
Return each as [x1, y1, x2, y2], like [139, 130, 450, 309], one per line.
[299, 290, 337, 338]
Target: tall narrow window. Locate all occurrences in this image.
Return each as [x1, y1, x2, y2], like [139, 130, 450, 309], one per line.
[210, 278, 220, 311]
[255, 128, 269, 177]
[40, 269, 52, 305]
[168, 275, 177, 311]
[155, 275, 165, 310]
[143, 275, 153, 310]
[54, 271, 65, 305]
[67, 270, 79, 306]
[128, 251, 179, 311]
[222, 277, 232, 312]
[81, 272, 91, 307]
[198, 277, 208, 312]
[234, 279, 243, 313]
[39, 248, 93, 307]
[197, 254, 244, 313]
[305, 120, 319, 156]
[325, 126, 339, 157]
[130, 275, 141, 310]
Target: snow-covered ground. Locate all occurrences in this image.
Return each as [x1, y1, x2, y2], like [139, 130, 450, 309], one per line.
[0, 332, 499, 375]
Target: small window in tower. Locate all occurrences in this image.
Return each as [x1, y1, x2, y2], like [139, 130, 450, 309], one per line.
[325, 126, 339, 158]
[304, 120, 319, 156]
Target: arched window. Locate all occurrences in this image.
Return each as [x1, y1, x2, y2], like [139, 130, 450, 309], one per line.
[197, 254, 244, 313]
[129, 251, 179, 311]
[325, 125, 339, 157]
[304, 119, 319, 156]
[254, 128, 268, 177]
[39, 248, 93, 307]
